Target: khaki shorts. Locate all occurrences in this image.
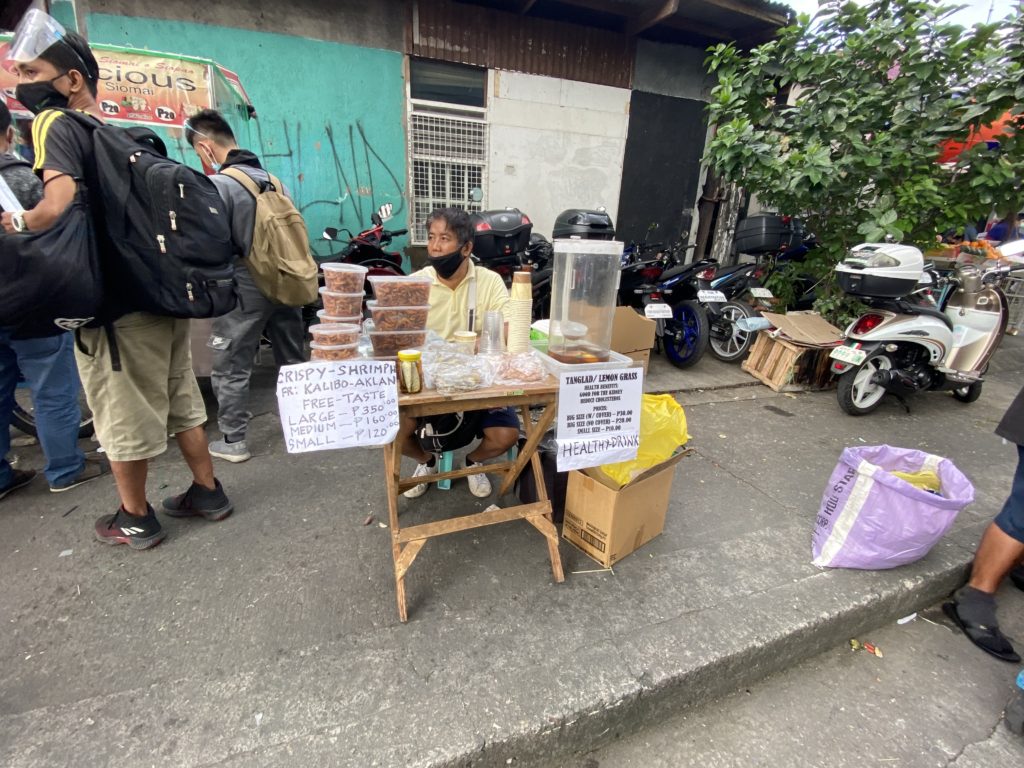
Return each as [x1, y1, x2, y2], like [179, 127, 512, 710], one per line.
[75, 313, 208, 462]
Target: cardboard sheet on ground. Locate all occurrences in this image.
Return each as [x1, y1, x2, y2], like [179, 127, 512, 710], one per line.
[277, 361, 399, 454]
[761, 310, 844, 347]
[556, 367, 643, 471]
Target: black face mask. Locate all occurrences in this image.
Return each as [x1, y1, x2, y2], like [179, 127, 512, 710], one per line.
[15, 75, 69, 115]
[429, 248, 466, 279]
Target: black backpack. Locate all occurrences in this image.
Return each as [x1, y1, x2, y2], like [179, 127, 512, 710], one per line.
[61, 110, 237, 319]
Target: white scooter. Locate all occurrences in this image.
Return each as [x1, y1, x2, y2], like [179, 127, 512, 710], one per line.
[830, 239, 1024, 415]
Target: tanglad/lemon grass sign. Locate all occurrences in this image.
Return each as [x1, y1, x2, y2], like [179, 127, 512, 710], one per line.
[1, 37, 250, 128]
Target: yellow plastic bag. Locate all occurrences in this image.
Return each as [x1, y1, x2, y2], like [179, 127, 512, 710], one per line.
[598, 394, 689, 488]
[891, 469, 942, 492]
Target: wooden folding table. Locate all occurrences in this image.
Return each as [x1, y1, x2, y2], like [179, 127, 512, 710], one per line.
[382, 379, 565, 622]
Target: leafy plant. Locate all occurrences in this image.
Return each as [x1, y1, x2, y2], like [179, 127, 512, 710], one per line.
[704, 0, 1022, 322]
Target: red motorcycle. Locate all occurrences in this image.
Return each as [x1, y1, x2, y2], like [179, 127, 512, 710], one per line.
[322, 203, 407, 278]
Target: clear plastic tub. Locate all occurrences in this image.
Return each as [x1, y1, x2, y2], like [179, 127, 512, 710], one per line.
[366, 300, 430, 332]
[310, 342, 359, 361]
[319, 288, 363, 318]
[369, 329, 427, 357]
[548, 239, 623, 364]
[316, 310, 361, 325]
[367, 275, 433, 307]
[320, 262, 368, 293]
[309, 322, 361, 346]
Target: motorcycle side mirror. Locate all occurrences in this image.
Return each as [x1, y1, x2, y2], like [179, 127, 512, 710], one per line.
[377, 202, 394, 222]
[323, 227, 339, 241]
[468, 187, 483, 203]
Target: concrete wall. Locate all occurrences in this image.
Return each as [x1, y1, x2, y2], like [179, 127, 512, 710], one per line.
[85, 0, 405, 51]
[85, 11, 410, 261]
[486, 70, 630, 240]
[634, 39, 715, 103]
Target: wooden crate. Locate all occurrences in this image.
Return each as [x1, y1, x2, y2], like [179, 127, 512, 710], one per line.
[741, 332, 837, 392]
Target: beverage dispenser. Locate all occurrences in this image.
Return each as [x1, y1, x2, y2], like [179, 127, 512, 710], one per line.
[548, 240, 623, 364]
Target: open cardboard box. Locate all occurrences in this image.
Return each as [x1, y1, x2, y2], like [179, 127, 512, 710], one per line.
[760, 310, 843, 348]
[562, 450, 686, 568]
[611, 306, 657, 373]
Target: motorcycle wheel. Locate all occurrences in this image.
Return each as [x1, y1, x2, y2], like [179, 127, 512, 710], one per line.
[709, 300, 757, 363]
[662, 300, 709, 369]
[837, 351, 893, 416]
[952, 381, 983, 403]
[12, 386, 95, 439]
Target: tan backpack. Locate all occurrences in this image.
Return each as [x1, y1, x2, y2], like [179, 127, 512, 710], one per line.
[220, 167, 319, 307]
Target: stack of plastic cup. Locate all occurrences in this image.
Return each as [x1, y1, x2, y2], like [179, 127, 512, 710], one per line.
[479, 310, 505, 355]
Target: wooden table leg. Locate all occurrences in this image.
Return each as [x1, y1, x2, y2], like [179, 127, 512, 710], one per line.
[518, 403, 564, 583]
[383, 439, 410, 622]
[498, 402, 557, 496]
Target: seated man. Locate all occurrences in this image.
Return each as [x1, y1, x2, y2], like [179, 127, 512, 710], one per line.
[398, 208, 519, 499]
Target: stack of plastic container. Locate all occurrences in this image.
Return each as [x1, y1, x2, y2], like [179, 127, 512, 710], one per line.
[312, 263, 368, 360]
[366, 275, 433, 356]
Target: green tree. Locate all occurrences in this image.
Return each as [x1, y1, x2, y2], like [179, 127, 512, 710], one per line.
[704, 0, 1022, 322]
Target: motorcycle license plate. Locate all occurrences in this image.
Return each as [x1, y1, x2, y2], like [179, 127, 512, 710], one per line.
[750, 287, 774, 299]
[698, 290, 727, 304]
[829, 345, 867, 366]
[644, 303, 674, 319]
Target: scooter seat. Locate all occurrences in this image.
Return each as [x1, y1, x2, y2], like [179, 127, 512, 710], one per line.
[899, 301, 954, 331]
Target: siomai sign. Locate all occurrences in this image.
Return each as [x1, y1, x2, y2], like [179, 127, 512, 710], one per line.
[1, 39, 250, 128]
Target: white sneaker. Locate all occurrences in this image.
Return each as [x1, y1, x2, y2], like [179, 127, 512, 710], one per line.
[466, 461, 492, 498]
[404, 459, 437, 499]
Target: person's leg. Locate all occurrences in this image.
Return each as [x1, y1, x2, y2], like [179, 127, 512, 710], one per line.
[465, 408, 520, 498]
[163, 319, 232, 521]
[947, 443, 1024, 662]
[0, 336, 32, 494]
[210, 270, 271, 447]
[11, 333, 87, 488]
[109, 459, 149, 515]
[400, 413, 437, 499]
[265, 306, 307, 366]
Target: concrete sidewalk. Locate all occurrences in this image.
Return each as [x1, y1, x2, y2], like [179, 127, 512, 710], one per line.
[1, 339, 1021, 767]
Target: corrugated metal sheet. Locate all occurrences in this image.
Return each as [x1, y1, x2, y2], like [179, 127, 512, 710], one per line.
[411, 0, 635, 89]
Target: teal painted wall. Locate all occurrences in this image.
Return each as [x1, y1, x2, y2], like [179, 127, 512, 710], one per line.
[86, 13, 410, 261]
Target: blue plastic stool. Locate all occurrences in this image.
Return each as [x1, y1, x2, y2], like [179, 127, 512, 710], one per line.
[437, 446, 518, 490]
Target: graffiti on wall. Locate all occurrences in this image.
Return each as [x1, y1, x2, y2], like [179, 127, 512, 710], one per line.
[166, 118, 406, 259]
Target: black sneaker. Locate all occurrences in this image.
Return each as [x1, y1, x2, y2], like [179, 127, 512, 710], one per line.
[0, 469, 36, 501]
[161, 479, 233, 521]
[94, 505, 165, 550]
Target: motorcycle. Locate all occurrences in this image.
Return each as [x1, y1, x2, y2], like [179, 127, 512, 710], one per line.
[470, 208, 554, 320]
[830, 240, 1024, 415]
[624, 239, 718, 369]
[322, 203, 407, 278]
[702, 228, 818, 363]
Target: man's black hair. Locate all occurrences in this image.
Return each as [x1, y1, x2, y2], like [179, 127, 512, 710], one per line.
[185, 109, 237, 148]
[39, 32, 99, 98]
[427, 207, 473, 247]
[0, 101, 11, 133]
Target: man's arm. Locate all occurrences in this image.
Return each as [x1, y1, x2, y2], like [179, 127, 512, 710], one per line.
[1, 172, 74, 232]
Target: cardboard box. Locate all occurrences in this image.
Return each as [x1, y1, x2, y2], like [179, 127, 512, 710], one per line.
[562, 451, 685, 567]
[611, 306, 656, 374]
[759, 310, 843, 347]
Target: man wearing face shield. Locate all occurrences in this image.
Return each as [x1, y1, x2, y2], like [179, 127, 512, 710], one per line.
[397, 207, 519, 499]
[1, 11, 233, 550]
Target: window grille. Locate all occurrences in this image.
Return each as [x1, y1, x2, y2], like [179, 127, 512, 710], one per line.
[408, 106, 487, 244]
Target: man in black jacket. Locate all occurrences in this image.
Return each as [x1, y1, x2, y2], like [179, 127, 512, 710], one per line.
[945, 384, 1024, 663]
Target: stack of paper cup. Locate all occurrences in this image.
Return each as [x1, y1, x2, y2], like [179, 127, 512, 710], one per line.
[505, 299, 532, 353]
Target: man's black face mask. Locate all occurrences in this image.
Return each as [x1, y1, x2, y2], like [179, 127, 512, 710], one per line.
[429, 248, 465, 279]
[15, 73, 69, 114]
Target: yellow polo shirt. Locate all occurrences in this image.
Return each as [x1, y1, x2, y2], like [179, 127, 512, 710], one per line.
[414, 260, 510, 342]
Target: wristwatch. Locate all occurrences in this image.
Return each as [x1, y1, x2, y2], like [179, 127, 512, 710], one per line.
[11, 211, 27, 233]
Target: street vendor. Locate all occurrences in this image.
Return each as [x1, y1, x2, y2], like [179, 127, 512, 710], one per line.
[398, 208, 519, 500]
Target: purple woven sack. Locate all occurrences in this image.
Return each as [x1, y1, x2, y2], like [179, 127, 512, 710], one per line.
[811, 444, 974, 569]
